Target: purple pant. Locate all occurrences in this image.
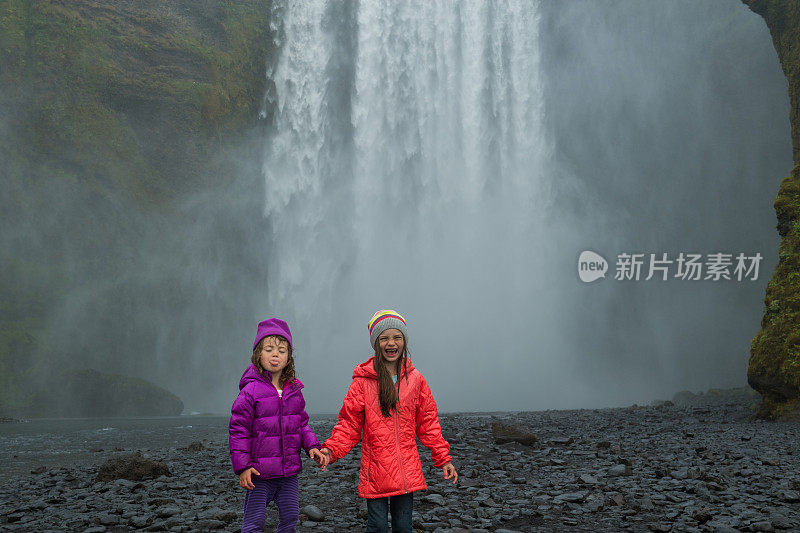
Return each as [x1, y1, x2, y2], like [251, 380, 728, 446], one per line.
[241, 475, 299, 533]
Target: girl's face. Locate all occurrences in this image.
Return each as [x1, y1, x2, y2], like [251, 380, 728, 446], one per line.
[377, 328, 404, 364]
[260, 337, 289, 376]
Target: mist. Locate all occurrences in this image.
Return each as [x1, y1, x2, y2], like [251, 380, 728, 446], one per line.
[3, 0, 791, 416]
[256, 0, 790, 415]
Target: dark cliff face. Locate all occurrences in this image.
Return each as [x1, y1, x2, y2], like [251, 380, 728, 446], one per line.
[0, 0, 275, 416]
[744, 1, 800, 164]
[742, 0, 800, 419]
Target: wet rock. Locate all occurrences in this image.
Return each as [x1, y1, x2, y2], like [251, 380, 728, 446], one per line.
[96, 451, 170, 482]
[112, 478, 136, 491]
[553, 491, 586, 503]
[490, 423, 538, 446]
[670, 467, 689, 479]
[768, 511, 793, 529]
[692, 506, 714, 524]
[607, 464, 630, 477]
[423, 493, 446, 506]
[750, 520, 774, 531]
[584, 494, 604, 512]
[192, 519, 226, 530]
[301, 504, 325, 521]
[156, 505, 180, 518]
[636, 496, 654, 511]
[609, 493, 625, 506]
[96, 511, 120, 525]
[214, 510, 237, 523]
[130, 515, 151, 528]
[709, 525, 741, 533]
[3, 385, 798, 532]
[187, 441, 205, 452]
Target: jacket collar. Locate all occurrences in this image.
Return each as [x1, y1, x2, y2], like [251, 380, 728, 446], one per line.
[239, 363, 303, 398]
[353, 356, 416, 380]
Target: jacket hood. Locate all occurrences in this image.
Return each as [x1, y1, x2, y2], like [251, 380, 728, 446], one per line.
[239, 363, 303, 391]
[353, 356, 416, 380]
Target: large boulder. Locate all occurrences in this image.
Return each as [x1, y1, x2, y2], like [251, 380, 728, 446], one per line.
[96, 451, 170, 482]
[491, 422, 539, 446]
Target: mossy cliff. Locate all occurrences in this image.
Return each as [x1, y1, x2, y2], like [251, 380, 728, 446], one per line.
[0, 0, 275, 416]
[743, 0, 800, 420]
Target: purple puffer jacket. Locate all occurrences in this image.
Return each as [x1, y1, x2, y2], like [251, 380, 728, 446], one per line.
[229, 364, 320, 478]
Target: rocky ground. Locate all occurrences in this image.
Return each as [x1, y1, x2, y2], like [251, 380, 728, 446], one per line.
[1, 387, 799, 532]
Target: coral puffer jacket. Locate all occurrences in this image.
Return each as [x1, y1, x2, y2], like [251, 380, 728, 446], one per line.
[229, 364, 320, 478]
[323, 356, 451, 498]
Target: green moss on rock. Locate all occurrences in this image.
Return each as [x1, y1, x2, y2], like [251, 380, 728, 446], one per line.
[0, 0, 275, 416]
[744, 0, 800, 419]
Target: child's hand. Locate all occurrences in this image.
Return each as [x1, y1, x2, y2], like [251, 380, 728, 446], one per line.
[442, 462, 458, 485]
[319, 447, 332, 471]
[309, 448, 329, 471]
[320, 447, 331, 460]
[238, 467, 260, 490]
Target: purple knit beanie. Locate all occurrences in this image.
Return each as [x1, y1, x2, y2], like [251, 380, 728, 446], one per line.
[252, 318, 293, 352]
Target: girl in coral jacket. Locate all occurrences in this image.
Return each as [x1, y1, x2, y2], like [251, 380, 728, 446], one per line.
[229, 318, 328, 533]
[320, 309, 458, 533]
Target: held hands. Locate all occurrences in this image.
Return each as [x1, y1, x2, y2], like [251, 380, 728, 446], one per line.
[317, 447, 332, 471]
[309, 448, 329, 470]
[238, 467, 260, 490]
[314, 448, 331, 472]
[442, 462, 458, 485]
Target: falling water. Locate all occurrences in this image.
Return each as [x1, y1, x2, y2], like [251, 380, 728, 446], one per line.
[260, 0, 790, 413]
[261, 0, 570, 410]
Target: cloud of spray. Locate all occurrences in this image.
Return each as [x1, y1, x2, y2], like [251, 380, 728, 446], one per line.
[258, 0, 791, 414]
[4, 0, 790, 415]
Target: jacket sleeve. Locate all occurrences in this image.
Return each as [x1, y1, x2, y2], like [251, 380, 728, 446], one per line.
[229, 387, 255, 475]
[415, 375, 452, 468]
[322, 378, 365, 462]
[298, 390, 321, 453]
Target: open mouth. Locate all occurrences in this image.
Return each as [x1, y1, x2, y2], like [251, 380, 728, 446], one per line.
[385, 348, 399, 357]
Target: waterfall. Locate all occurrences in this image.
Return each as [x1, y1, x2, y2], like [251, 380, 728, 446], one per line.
[262, 1, 558, 405]
[259, 0, 789, 412]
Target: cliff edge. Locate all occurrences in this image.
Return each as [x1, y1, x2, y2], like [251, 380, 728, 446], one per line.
[743, 0, 800, 420]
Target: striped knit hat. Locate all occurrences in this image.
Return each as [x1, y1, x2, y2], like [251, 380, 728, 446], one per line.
[368, 309, 408, 348]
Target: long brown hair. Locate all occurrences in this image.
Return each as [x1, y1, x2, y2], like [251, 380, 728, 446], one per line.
[373, 338, 409, 417]
[252, 335, 296, 388]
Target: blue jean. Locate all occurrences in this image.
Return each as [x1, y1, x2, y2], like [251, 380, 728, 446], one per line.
[241, 475, 299, 533]
[365, 492, 413, 533]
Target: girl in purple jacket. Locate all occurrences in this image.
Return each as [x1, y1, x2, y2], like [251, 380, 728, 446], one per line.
[229, 318, 328, 533]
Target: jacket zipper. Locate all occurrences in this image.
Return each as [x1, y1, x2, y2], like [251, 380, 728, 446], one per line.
[393, 382, 408, 494]
[277, 384, 284, 477]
